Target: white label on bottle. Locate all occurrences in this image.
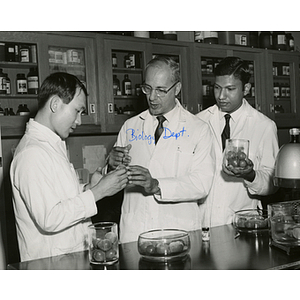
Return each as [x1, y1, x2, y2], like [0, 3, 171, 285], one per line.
[124, 82, 132, 95]
[278, 35, 286, 45]
[0, 77, 6, 91]
[203, 31, 218, 38]
[17, 80, 27, 93]
[28, 76, 39, 89]
[20, 49, 30, 62]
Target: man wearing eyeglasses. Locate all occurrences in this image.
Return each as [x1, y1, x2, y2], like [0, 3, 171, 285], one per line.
[107, 56, 215, 243]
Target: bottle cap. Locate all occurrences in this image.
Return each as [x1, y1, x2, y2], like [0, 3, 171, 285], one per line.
[289, 128, 300, 135]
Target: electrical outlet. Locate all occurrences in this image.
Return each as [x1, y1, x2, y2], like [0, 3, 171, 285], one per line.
[108, 103, 113, 114]
[90, 104, 95, 114]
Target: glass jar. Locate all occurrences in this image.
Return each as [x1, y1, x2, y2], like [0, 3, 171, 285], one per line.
[112, 53, 117, 67]
[4, 73, 11, 95]
[16, 73, 28, 94]
[122, 74, 132, 96]
[203, 32, 218, 44]
[113, 75, 120, 96]
[27, 67, 39, 94]
[163, 31, 177, 40]
[259, 31, 272, 49]
[272, 31, 286, 51]
[20, 45, 30, 62]
[0, 68, 6, 94]
[286, 33, 294, 51]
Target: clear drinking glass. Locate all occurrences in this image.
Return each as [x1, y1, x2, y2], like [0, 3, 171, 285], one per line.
[223, 139, 250, 169]
[88, 222, 119, 265]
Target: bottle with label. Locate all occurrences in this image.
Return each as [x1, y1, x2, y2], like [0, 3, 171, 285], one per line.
[0, 103, 4, 116]
[112, 53, 117, 67]
[20, 45, 30, 62]
[21, 104, 30, 116]
[259, 31, 272, 49]
[0, 68, 6, 94]
[203, 32, 218, 44]
[27, 67, 39, 94]
[286, 33, 295, 51]
[16, 73, 28, 94]
[4, 73, 11, 95]
[113, 75, 120, 96]
[124, 55, 131, 68]
[272, 31, 286, 51]
[163, 31, 177, 40]
[5, 43, 15, 62]
[194, 31, 204, 43]
[128, 53, 136, 68]
[122, 74, 132, 96]
[273, 82, 280, 98]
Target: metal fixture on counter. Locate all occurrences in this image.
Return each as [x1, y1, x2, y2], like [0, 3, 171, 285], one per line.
[274, 128, 300, 188]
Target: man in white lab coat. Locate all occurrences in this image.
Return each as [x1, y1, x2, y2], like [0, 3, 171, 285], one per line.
[108, 56, 215, 243]
[10, 73, 128, 261]
[197, 56, 279, 227]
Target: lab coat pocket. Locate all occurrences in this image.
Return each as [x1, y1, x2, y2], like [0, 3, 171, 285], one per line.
[175, 144, 195, 177]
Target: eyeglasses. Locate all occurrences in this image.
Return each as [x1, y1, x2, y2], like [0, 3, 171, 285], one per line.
[140, 81, 179, 98]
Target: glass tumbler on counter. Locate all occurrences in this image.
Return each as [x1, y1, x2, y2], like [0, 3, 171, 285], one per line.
[268, 201, 300, 247]
[223, 139, 250, 169]
[88, 222, 119, 265]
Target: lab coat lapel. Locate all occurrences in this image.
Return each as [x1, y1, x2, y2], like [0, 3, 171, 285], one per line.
[207, 106, 223, 150]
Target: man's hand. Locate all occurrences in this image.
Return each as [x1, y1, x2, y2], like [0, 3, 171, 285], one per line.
[91, 165, 129, 201]
[107, 144, 132, 171]
[222, 158, 256, 182]
[127, 165, 160, 195]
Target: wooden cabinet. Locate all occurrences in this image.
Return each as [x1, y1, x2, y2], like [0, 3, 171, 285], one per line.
[193, 43, 264, 113]
[96, 34, 191, 132]
[262, 50, 300, 128]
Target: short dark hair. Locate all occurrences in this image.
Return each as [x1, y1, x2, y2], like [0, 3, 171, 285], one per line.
[37, 72, 88, 110]
[145, 55, 180, 83]
[214, 57, 251, 86]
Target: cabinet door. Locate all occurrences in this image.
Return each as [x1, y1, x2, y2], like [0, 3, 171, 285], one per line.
[97, 37, 148, 132]
[194, 45, 230, 112]
[40, 33, 98, 125]
[264, 51, 300, 128]
[195, 44, 264, 113]
[149, 43, 190, 111]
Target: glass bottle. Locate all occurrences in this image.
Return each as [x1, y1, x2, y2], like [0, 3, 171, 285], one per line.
[27, 67, 39, 94]
[272, 31, 286, 51]
[163, 31, 177, 40]
[4, 73, 11, 95]
[203, 32, 218, 44]
[124, 55, 131, 68]
[16, 73, 28, 94]
[19, 44, 30, 62]
[289, 128, 300, 143]
[150, 32, 163, 39]
[249, 31, 259, 48]
[0, 68, 6, 94]
[259, 31, 272, 49]
[113, 75, 120, 96]
[16, 104, 24, 115]
[122, 74, 132, 96]
[21, 104, 30, 116]
[8, 108, 15, 116]
[0, 103, 4, 116]
[286, 33, 294, 51]
[194, 31, 204, 43]
[112, 53, 117, 67]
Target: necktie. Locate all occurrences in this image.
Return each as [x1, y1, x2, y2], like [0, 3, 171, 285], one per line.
[155, 115, 166, 145]
[221, 114, 231, 151]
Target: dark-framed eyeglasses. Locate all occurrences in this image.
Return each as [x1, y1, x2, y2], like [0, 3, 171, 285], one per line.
[140, 81, 179, 98]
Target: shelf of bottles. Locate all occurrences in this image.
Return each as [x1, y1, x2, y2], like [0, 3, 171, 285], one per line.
[48, 46, 87, 113]
[201, 57, 256, 110]
[201, 57, 222, 110]
[112, 50, 147, 120]
[0, 41, 39, 116]
[273, 62, 291, 114]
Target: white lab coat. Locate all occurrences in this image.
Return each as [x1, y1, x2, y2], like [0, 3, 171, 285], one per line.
[196, 99, 279, 227]
[116, 100, 215, 243]
[10, 119, 97, 261]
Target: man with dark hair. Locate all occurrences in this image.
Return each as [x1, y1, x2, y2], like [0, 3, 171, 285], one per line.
[197, 56, 279, 227]
[107, 56, 215, 243]
[10, 72, 128, 261]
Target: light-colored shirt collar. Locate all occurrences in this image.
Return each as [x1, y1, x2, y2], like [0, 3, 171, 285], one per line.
[218, 98, 247, 123]
[153, 100, 180, 125]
